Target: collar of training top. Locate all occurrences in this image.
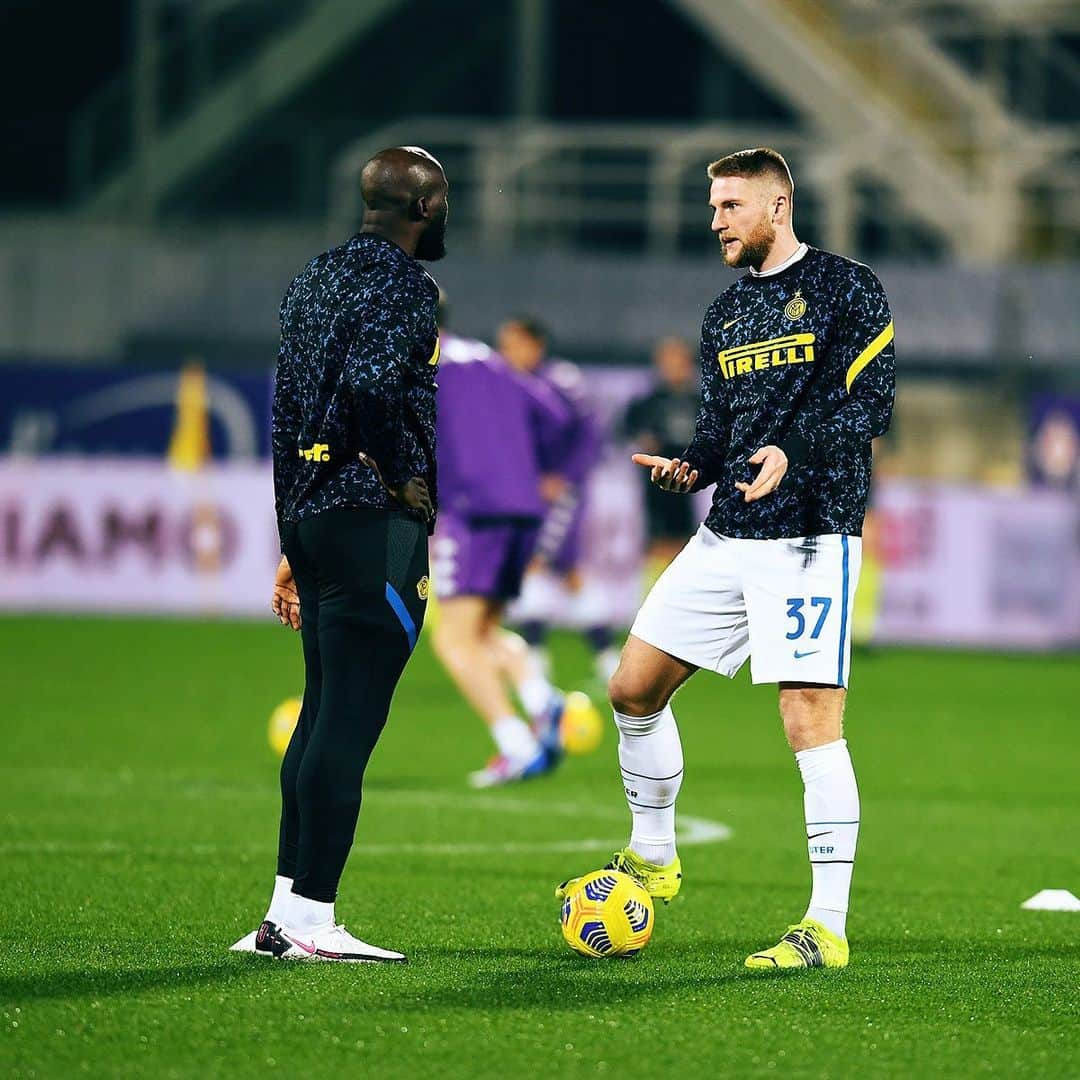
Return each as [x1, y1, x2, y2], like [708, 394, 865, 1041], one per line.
[748, 242, 809, 278]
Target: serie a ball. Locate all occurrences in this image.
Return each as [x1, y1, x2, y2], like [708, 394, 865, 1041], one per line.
[560, 870, 654, 958]
[268, 696, 301, 757]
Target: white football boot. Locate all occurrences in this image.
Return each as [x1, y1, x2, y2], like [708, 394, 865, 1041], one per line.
[274, 922, 408, 964]
[230, 930, 259, 953]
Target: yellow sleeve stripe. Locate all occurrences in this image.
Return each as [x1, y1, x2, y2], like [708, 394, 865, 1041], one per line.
[428, 339, 441, 366]
[845, 320, 893, 392]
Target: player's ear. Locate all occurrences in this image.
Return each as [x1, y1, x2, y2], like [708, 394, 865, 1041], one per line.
[411, 196, 429, 222]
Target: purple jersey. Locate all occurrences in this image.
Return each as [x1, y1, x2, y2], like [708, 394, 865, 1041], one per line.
[532, 358, 603, 569]
[535, 359, 603, 486]
[436, 334, 571, 519]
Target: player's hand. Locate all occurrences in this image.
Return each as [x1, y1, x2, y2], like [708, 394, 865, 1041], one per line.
[735, 445, 788, 503]
[271, 555, 301, 631]
[391, 477, 434, 523]
[631, 453, 698, 494]
[359, 452, 434, 523]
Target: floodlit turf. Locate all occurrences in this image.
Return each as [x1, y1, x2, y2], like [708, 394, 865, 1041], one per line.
[2, 615, 1078, 1078]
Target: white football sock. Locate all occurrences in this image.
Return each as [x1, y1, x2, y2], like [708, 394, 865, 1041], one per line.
[796, 738, 860, 940]
[491, 715, 541, 764]
[614, 705, 683, 866]
[286, 892, 335, 932]
[594, 647, 620, 684]
[517, 671, 557, 719]
[528, 645, 552, 679]
[265, 874, 294, 924]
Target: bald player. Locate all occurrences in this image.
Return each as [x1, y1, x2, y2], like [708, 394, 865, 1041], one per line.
[231, 147, 448, 964]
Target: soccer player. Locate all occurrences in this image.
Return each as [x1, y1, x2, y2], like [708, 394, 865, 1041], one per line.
[497, 317, 618, 683]
[556, 147, 895, 971]
[231, 147, 448, 963]
[431, 327, 574, 787]
[622, 336, 702, 575]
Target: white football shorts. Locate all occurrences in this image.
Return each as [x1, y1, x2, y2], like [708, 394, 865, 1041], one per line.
[630, 525, 862, 687]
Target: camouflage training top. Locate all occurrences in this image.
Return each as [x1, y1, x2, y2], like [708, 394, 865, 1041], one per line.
[272, 233, 440, 538]
[683, 245, 895, 539]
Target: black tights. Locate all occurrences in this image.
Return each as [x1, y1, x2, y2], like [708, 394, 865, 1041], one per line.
[277, 507, 428, 902]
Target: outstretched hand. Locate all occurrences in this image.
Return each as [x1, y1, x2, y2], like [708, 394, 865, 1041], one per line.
[271, 555, 301, 630]
[631, 454, 699, 494]
[735, 445, 788, 503]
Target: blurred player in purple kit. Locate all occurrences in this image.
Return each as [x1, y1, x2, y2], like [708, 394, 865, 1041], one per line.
[431, 327, 577, 787]
[497, 317, 620, 683]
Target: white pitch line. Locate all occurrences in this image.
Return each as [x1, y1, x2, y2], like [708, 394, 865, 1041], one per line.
[0, 790, 731, 859]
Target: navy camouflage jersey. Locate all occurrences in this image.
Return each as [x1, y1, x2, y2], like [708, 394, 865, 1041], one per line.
[272, 233, 440, 538]
[684, 245, 895, 539]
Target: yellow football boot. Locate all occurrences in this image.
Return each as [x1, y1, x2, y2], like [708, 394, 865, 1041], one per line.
[555, 848, 682, 905]
[744, 918, 849, 971]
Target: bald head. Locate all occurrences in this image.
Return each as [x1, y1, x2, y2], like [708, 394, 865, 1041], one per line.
[359, 146, 449, 261]
[361, 147, 446, 212]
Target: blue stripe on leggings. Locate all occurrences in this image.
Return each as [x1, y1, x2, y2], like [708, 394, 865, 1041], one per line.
[385, 582, 417, 651]
[837, 535, 850, 687]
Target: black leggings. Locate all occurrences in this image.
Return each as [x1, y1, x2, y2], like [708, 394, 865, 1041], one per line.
[277, 507, 428, 902]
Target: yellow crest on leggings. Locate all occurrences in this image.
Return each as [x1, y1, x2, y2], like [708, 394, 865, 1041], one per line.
[416, 575, 430, 600]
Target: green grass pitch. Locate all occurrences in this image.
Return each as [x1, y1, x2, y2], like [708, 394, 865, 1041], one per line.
[2, 614, 1078, 1078]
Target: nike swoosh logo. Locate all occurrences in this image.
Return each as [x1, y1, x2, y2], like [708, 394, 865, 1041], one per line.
[807, 831, 832, 840]
[793, 649, 820, 659]
[283, 933, 317, 955]
[723, 315, 746, 330]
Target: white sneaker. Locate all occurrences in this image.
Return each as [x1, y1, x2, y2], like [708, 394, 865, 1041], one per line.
[229, 919, 284, 957]
[276, 923, 407, 964]
[468, 746, 556, 788]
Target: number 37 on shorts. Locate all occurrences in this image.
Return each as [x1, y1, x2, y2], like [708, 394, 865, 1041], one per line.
[630, 527, 863, 688]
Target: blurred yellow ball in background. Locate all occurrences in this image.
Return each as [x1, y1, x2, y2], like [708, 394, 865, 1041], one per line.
[268, 696, 301, 757]
[560, 690, 604, 755]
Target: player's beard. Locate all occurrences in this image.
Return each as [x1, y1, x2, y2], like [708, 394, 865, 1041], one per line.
[416, 207, 448, 262]
[724, 216, 776, 270]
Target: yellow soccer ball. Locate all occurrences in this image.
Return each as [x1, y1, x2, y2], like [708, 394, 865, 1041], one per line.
[560, 870, 654, 958]
[560, 690, 604, 756]
[268, 696, 301, 757]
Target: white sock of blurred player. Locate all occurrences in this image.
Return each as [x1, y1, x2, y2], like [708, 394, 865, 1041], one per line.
[594, 646, 620, 684]
[527, 643, 552, 680]
[496, 629, 560, 720]
[492, 714, 543, 764]
[614, 705, 683, 865]
[796, 738, 859, 939]
[518, 668, 558, 718]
